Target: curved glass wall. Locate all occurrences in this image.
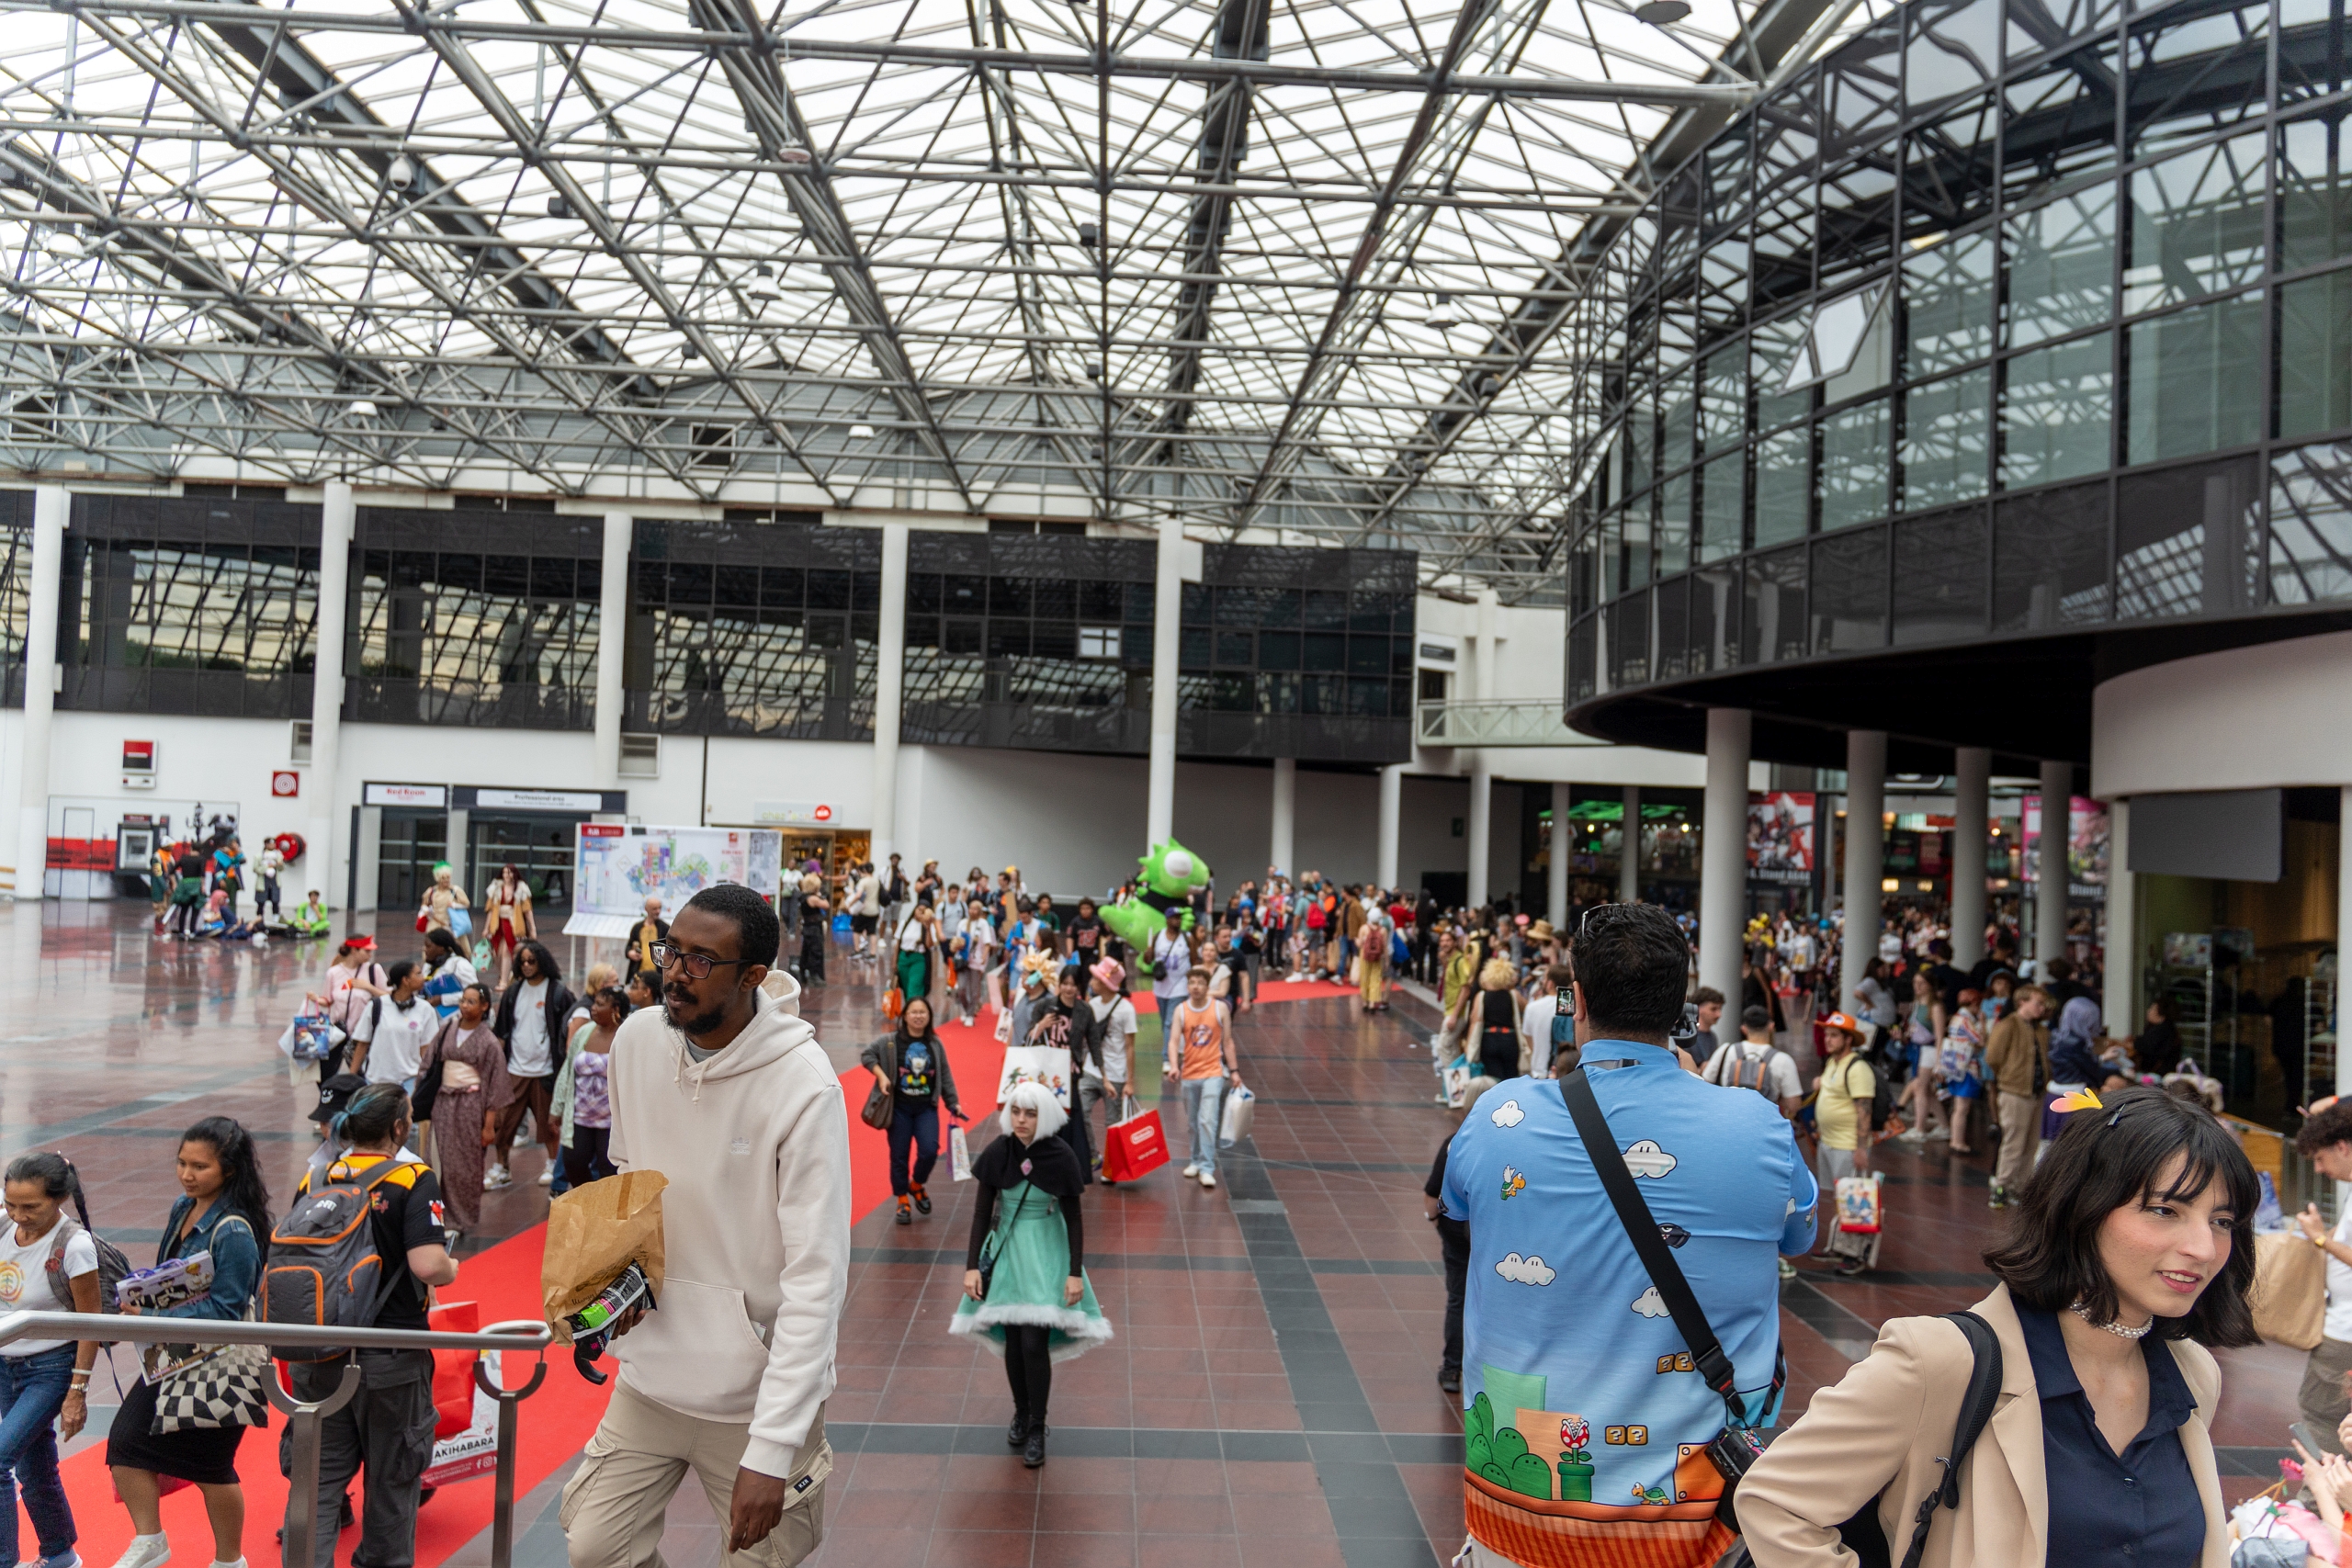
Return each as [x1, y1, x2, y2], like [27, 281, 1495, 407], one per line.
[1567, 0, 2352, 704]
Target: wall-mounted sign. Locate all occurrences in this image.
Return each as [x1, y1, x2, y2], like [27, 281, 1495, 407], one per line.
[271, 771, 300, 798]
[466, 788, 615, 813]
[121, 739, 157, 790]
[364, 782, 449, 808]
[755, 800, 838, 827]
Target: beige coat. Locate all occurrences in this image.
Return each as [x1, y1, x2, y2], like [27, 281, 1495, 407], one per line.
[1735, 1284, 2228, 1568]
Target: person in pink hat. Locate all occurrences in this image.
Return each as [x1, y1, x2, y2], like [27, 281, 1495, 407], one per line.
[1080, 958, 1138, 1182]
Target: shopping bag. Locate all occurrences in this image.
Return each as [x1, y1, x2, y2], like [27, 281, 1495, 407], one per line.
[949, 1122, 973, 1182]
[542, 1170, 668, 1343]
[996, 1043, 1073, 1107]
[427, 1301, 482, 1439]
[2253, 1230, 2327, 1350]
[1834, 1173, 1883, 1235]
[1102, 1098, 1170, 1182]
[423, 1301, 500, 1486]
[1218, 1082, 1256, 1148]
[1442, 1065, 1473, 1109]
[448, 908, 473, 940]
[882, 986, 905, 1021]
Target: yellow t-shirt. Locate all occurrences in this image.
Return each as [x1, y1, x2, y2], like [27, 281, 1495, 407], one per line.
[1815, 1055, 1875, 1152]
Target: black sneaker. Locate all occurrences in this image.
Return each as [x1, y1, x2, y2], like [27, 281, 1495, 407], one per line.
[1439, 1367, 1462, 1393]
[1007, 1411, 1029, 1447]
[911, 1184, 931, 1216]
[895, 1197, 911, 1226]
[1023, 1425, 1047, 1468]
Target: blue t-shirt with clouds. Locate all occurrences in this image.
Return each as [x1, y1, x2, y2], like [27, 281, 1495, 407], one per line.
[1442, 1042, 1817, 1548]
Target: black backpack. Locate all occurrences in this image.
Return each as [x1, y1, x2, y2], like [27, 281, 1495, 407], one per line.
[1838, 1053, 1900, 1140]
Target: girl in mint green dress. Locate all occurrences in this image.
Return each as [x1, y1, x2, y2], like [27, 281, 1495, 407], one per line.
[952, 1080, 1112, 1466]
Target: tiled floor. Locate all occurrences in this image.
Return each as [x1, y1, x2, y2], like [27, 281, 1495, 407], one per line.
[7, 901, 2307, 1568]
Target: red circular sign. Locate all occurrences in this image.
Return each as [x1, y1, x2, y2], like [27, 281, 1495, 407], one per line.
[813, 804, 832, 822]
[271, 771, 300, 797]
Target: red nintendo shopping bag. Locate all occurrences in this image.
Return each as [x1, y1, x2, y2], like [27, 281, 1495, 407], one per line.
[1102, 1098, 1170, 1182]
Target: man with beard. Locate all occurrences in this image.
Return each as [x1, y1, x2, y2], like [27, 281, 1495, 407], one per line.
[563, 885, 849, 1568]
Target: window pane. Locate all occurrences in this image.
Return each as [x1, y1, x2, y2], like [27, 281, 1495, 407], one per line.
[2279, 114, 2352, 276]
[2114, 454, 2261, 616]
[1820, 398, 1893, 529]
[1994, 479, 2110, 628]
[1660, 366, 1696, 476]
[2002, 330, 2114, 486]
[1689, 564, 1740, 672]
[1700, 450, 1747, 561]
[2280, 269, 2352, 439]
[1818, 161, 1900, 293]
[1751, 313, 1815, 431]
[2268, 440, 2352, 604]
[2006, 185, 2117, 347]
[2005, 0, 2118, 65]
[2124, 290, 2264, 463]
[1654, 577, 1690, 679]
[1699, 342, 1747, 454]
[1811, 525, 1888, 652]
[1902, 95, 2000, 241]
[1611, 589, 1652, 687]
[2124, 2, 2267, 154]
[2123, 131, 2267, 314]
[1756, 427, 1814, 545]
[1742, 547, 1808, 663]
[1658, 472, 1694, 576]
[1892, 507, 1988, 643]
[1904, 367, 1994, 510]
[1904, 231, 1996, 378]
[2000, 42, 2120, 207]
[2279, 0, 2348, 102]
[1624, 503, 1654, 590]
[1569, 615, 1598, 703]
[1907, 0, 2000, 113]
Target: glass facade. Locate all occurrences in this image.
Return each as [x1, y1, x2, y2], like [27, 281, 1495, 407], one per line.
[1568, 0, 2352, 705]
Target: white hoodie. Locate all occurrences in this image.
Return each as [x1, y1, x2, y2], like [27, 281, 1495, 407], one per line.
[607, 975, 849, 1477]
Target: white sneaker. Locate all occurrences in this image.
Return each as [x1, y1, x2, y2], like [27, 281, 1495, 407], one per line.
[1181, 1163, 1201, 1178]
[1924, 1125, 1951, 1141]
[484, 1166, 512, 1190]
[536, 1167, 554, 1186]
[1200, 1172, 1217, 1189]
[110, 1538, 168, 1568]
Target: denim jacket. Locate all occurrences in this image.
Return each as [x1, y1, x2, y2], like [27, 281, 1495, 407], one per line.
[150, 1196, 262, 1322]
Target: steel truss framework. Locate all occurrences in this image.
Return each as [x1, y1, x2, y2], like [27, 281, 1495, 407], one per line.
[0, 0, 1882, 601]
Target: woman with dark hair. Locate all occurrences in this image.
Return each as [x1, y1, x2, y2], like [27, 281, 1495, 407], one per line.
[553, 987, 628, 1190]
[481, 863, 534, 987]
[1737, 1086, 2253, 1566]
[417, 984, 507, 1237]
[861, 997, 966, 1226]
[350, 961, 437, 1093]
[487, 941, 574, 1190]
[2138, 996, 2185, 1077]
[419, 926, 478, 1021]
[107, 1119, 272, 1568]
[0, 1152, 103, 1568]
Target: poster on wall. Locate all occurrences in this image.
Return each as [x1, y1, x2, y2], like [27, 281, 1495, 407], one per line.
[563, 824, 785, 939]
[2021, 795, 2110, 897]
[1747, 792, 1815, 885]
[42, 797, 243, 900]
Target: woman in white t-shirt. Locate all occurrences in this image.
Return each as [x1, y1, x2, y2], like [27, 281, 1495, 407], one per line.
[351, 961, 439, 1090]
[0, 1151, 103, 1568]
[956, 910, 996, 1024]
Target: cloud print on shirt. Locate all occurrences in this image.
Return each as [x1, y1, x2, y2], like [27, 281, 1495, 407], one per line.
[1631, 1285, 1671, 1317]
[1622, 1140, 1677, 1179]
[1494, 1253, 1557, 1286]
[1490, 1100, 1526, 1128]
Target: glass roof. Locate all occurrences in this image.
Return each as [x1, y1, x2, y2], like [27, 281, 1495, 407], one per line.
[0, 0, 1887, 598]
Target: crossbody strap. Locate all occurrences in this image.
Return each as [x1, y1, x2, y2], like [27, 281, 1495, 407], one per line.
[1561, 1069, 1745, 1427]
[1896, 1311, 2003, 1568]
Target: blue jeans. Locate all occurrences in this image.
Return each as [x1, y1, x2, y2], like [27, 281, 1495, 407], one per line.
[0, 1345, 78, 1562]
[889, 1102, 940, 1196]
[1155, 996, 1182, 1073]
[1182, 1076, 1227, 1177]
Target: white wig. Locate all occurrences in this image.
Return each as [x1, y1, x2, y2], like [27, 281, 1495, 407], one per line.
[999, 1078, 1069, 1140]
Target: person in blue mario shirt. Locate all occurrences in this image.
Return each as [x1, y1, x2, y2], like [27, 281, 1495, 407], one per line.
[1442, 902, 1818, 1568]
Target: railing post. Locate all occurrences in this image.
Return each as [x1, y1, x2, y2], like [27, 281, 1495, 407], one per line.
[480, 1320, 552, 1568]
[267, 1362, 363, 1568]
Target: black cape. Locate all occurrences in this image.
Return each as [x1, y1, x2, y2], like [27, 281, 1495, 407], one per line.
[970, 1128, 1086, 1199]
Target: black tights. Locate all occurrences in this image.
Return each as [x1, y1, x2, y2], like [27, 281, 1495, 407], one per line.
[1002, 1325, 1052, 1424]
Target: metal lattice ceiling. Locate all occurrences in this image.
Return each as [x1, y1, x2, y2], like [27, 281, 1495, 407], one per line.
[0, 0, 1885, 600]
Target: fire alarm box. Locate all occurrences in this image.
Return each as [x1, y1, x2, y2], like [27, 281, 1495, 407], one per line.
[121, 740, 156, 791]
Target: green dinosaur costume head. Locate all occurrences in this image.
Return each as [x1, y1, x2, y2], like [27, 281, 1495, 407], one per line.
[1100, 838, 1215, 976]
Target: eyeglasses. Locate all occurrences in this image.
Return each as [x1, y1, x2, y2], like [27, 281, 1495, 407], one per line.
[649, 942, 752, 980]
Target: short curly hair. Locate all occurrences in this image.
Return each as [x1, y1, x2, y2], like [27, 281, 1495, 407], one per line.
[2296, 1100, 2352, 1156]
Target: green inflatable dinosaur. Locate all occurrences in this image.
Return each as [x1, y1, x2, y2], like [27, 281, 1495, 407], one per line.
[1100, 839, 1214, 979]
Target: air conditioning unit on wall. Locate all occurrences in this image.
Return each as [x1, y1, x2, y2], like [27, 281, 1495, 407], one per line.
[618, 734, 660, 778]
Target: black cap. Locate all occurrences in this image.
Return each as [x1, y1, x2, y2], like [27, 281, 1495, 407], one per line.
[310, 1072, 368, 1124]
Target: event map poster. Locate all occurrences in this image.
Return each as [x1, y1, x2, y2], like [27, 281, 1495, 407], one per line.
[573, 825, 785, 923]
[1747, 792, 1814, 885]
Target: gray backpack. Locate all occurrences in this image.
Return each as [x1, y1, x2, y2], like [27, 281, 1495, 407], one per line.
[261, 1158, 406, 1360]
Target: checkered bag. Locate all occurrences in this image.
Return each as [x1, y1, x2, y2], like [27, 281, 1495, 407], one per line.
[145, 1334, 271, 1432]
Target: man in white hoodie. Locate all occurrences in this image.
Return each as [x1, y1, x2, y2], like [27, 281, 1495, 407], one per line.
[561, 885, 850, 1568]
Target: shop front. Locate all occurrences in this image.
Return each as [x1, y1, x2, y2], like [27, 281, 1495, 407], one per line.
[353, 783, 627, 914]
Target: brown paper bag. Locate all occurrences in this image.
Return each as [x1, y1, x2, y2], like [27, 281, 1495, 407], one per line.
[2252, 1230, 2327, 1351]
[541, 1169, 668, 1344]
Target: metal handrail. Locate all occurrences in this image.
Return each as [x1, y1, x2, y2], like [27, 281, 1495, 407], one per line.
[0, 1310, 550, 1353]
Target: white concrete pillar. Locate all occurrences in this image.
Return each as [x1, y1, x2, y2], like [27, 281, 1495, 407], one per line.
[1840, 729, 1887, 1015]
[1464, 589, 1498, 908]
[1147, 513, 1182, 844]
[1951, 746, 1990, 967]
[305, 483, 354, 908]
[1620, 784, 1642, 904]
[2105, 797, 2135, 1042]
[1377, 764, 1401, 890]
[594, 511, 630, 786]
[2038, 759, 2072, 969]
[871, 523, 909, 866]
[1698, 708, 1749, 1008]
[1270, 757, 1295, 878]
[1548, 781, 1571, 928]
[13, 486, 64, 900]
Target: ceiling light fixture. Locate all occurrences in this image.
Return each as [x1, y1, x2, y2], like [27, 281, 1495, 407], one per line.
[387, 153, 417, 189]
[850, 423, 875, 438]
[1634, 1, 1691, 23]
[1424, 292, 1458, 330]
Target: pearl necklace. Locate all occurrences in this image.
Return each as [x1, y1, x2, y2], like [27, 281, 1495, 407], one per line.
[2069, 1300, 2155, 1339]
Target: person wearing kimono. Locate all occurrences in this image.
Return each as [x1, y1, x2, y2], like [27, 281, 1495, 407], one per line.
[418, 982, 509, 1237]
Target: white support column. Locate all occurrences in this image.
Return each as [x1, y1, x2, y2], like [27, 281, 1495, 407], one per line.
[306, 483, 353, 908]
[13, 486, 64, 900]
[1147, 513, 1182, 844]
[1377, 763, 1402, 890]
[1620, 784, 1642, 904]
[1951, 746, 1991, 967]
[871, 523, 909, 866]
[2105, 797, 2135, 1040]
[2038, 759, 2072, 970]
[1269, 758, 1295, 879]
[1548, 781, 1571, 928]
[1699, 710, 1750, 1007]
[1464, 588, 1498, 908]
[594, 511, 630, 786]
[1840, 729, 1888, 1016]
